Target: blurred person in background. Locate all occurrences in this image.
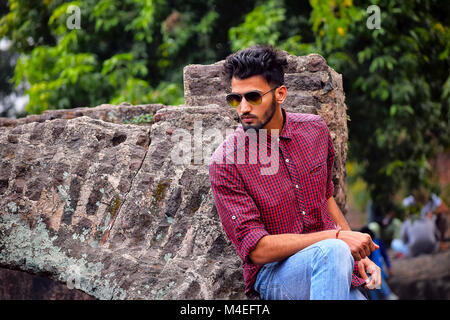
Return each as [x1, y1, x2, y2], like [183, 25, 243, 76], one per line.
[421, 192, 449, 251]
[392, 189, 442, 257]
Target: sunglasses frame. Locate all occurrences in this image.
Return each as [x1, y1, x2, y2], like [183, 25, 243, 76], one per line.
[226, 86, 279, 107]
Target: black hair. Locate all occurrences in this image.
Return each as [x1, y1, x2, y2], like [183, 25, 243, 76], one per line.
[223, 45, 288, 87]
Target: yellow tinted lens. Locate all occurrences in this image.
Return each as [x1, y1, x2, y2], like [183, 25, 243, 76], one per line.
[226, 94, 241, 107]
[245, 91, 263, 105]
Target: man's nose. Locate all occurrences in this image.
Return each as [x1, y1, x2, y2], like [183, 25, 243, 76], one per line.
[239, 98, 252, 114]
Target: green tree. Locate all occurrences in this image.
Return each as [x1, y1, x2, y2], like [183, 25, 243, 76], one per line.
[0, 0, 257, 114]
[335, 0, 450, 211]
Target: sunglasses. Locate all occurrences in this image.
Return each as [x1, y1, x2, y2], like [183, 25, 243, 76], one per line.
[226, 87, 278, 108]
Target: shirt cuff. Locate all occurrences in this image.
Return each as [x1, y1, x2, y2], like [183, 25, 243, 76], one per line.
[239, 228, 270, 264]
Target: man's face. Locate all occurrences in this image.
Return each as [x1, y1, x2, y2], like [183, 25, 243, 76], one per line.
[230, 75, 278, 132]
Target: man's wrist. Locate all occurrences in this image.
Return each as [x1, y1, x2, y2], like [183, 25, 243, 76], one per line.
[325, 229, 338, 239]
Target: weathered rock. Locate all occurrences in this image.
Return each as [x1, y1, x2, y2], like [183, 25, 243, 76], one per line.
[388, 250, 450, 299]
[0, 103, 165, 128]
[0, 53, 350, 299]
[0, 105, 246, 299]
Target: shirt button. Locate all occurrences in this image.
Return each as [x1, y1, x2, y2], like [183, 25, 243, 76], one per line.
[295, 185, 299, 189]
[231, 215, 236, 220]
[301, 210, 306, 215]
[285, 159, 289, 163]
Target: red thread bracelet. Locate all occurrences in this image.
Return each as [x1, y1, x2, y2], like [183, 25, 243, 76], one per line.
[336, 229, 341, 239]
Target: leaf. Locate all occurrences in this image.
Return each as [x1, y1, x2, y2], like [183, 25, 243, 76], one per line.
[48, 1, 81, 27]
[384, 160, 404, 176]
[390, 105, 397, 116]
[101, 53, 133, 75]
[229, 0, 285, 51]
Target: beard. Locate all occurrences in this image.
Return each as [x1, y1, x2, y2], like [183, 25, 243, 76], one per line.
[240, 93, 277, 132]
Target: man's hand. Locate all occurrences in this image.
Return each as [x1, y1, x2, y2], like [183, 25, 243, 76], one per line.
[357, 257, 382, 290]
[337, 230, 379, 261]
[327, 197, 378, 260]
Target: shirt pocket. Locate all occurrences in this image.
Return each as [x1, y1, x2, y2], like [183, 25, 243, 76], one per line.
[310, 161, 325, 175]
[303, 161, 327, 206]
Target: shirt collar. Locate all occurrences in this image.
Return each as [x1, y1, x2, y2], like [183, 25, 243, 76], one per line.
[279, 108, 292, 140]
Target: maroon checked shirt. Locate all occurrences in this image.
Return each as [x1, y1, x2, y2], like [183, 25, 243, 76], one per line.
[209, 108, 365, 295]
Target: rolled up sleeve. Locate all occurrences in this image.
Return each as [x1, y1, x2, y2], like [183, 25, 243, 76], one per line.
[325, 128, 335, 200]
[209, 159, 269, 264]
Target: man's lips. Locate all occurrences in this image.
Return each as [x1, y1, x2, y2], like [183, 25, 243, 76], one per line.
[241, 116, 256, 123]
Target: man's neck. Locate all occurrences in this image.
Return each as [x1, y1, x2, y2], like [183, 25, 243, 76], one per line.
[264, 106, 284, 135]
[281, 108, 286, 131]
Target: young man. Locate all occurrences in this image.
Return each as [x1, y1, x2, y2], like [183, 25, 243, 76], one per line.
[209, 45, 381, 300]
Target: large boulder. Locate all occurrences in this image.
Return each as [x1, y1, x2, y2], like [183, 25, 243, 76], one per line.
[0, 105, 244, 299]
[0, 53, 349, 299]
[388, 249, 450, 300]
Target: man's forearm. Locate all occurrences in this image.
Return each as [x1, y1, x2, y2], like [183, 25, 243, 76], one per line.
[249, 197, 373, 265]
[250, 222, 379, 265]
[327, 196, 351, 231]
[249, 230, 336, 265]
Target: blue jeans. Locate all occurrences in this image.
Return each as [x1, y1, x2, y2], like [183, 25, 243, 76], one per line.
[254, 239, 367, 300]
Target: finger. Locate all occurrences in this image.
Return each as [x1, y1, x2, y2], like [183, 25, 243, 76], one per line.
[363, 244, 372, 258]
[374, 268, 382, 289]
[355, 251, 363, 261]
[368, 243, 376, 252]
[358, 261, 368, 280]
[370, 241, 379, 251]
[366, 277, 377, 289]
[362, 234, 378, 253]
[351, 249, 362, 261]
[369, 274, 377, 288]
[365, 271, 377, 289]
[368, 266, 381, 289]
[359, 248, 368, 260]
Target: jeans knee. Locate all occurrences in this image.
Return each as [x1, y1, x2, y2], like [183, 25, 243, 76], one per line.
[315, 239, 353, 271]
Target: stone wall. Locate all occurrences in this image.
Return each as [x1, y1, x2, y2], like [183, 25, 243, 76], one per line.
[0, 53, 349, 299]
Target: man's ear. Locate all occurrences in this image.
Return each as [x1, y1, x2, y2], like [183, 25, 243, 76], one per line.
[275, 85, 287, 104]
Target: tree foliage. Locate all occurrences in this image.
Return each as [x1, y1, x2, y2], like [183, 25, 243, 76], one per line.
[1, 0, 449, 212]
[340, 0, 450, 209]
[0, 0, 257, 112]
